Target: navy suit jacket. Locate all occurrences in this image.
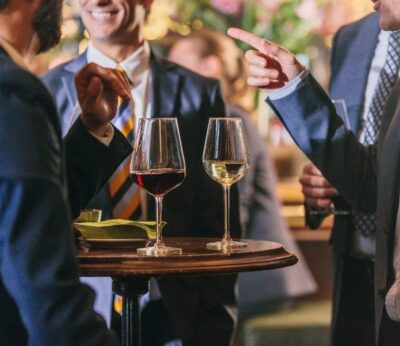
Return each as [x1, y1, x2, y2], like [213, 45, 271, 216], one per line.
[324, 12, 381, 341]
[0, 48, 131, 345]
[43, 51, 242, 345]
[268, 64, 400, 343]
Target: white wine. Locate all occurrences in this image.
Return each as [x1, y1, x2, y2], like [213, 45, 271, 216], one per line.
[203, 160, 248, 186]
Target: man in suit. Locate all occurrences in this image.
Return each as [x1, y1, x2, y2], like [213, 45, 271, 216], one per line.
[299, 13, 390, 345]
[43, 0, 241, 345]
[0, 0, 133, 344]
[228, 0, 400, 341]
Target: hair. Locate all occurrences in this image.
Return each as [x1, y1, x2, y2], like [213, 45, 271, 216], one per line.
[180, 28, 255, 113]
[0, 0, 9, 10]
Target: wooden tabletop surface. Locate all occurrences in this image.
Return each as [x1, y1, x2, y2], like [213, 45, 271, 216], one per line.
[78, 237, 298, 278]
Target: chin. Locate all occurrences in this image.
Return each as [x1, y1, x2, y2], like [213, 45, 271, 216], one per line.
[380, 17, 400, 31]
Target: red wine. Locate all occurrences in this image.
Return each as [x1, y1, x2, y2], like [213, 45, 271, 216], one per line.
[130, 168, 185, 196]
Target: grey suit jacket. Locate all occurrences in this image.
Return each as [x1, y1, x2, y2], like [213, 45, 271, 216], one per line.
[268, 72, 400, 343]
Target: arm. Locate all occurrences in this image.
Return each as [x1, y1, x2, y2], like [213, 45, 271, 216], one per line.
[0, 80, 116, 344]
[228, 28, 377, 213]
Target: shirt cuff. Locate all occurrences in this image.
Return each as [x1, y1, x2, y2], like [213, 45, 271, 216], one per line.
[268, 69, 309, 101]
[88, 124, 114, 147]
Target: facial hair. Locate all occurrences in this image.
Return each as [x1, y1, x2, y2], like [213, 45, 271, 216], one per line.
[32, 0, 63, 54]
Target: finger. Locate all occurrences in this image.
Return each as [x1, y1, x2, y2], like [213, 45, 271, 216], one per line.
[228, 28, 268, 52]
[245, 50, 268, 67]
[302, 185, 338, 198]
[299, 174, 335, 189]
[305, 197, 332, 209]
[77, 63, 131, 99]
[228, 27, 293, 62]
[248, 65, 280, 79]
[302, 162, 322, 176]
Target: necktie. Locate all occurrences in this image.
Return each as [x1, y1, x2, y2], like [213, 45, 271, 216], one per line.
[108, 69, 142, 220]
[353, 31, 400, 237]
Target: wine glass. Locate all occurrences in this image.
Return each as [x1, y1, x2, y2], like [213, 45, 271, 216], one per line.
[202, 117, 250, 250]
[130, 118, 186, 256]
[309, 99, 351, 216]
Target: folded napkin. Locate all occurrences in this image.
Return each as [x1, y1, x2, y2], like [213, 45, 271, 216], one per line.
[74, 219, 161, 240]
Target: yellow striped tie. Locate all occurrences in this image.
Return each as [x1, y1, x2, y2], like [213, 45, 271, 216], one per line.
[109, 67, 142, 220]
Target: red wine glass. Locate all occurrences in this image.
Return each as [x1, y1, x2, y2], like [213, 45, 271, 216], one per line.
[130, 118, 186, 256]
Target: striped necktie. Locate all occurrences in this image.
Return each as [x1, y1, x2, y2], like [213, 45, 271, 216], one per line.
[108, 69, 142, 220]
[353, 30, 400, 237]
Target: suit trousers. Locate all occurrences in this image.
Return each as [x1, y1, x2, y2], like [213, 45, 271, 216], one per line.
[331, 257, 375, 346]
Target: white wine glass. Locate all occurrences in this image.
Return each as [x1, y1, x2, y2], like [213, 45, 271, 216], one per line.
[309, 99, 351, 216]
[203, 117, 250, 250]
[130, 118, 186, 256]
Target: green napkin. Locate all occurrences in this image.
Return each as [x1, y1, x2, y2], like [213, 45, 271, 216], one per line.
[74, 219, 162, 240]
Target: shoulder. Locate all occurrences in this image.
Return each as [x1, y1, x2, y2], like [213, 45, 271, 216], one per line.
[335, 12, 379, 41]
[42, 54, 86, 87]
[0, 54, 55, 114]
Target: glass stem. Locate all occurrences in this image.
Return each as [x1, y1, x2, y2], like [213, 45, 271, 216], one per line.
[155, 196, 165, 248]
[222, 185, 232, 243]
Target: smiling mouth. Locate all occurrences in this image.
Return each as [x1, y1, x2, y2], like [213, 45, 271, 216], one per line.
[89, 10, 117, 20]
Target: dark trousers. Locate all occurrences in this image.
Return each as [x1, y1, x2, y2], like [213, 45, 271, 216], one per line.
[331, 257, 375, 346]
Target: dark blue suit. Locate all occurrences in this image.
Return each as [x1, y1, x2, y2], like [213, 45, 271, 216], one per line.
[268, 55, 400, 345]
[43, 52, 241, 346]
[306, 13, 380, 345]
[0, 47, 132, 345]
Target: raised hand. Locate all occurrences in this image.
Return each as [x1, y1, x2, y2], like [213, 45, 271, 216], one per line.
[227, 27, 305, 89]
[299, 162, 339, 209]
[75, 63, 131, 136]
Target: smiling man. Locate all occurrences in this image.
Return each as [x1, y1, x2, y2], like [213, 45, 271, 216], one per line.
[44, 0, 241, 345]
[0, 0, 134, 345]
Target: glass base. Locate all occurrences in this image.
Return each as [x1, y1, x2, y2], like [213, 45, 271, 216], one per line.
[137, 245, 182, 257]
[206, 239, 247, 251]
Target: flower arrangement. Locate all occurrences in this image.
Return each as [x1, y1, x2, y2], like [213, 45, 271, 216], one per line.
[171, 0, 326, 54]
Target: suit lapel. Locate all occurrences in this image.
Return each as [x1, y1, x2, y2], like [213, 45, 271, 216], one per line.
[63, 53, 87, 107]
[150, 55, 180, 117]
[330, 13, 380, 133]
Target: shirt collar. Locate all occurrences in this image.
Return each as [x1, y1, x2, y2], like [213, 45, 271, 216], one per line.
[0, 38, 29, 70]
[87, 41, 151, 86]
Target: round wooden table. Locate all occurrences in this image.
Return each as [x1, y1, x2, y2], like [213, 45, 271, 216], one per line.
[78, 237, 298, 346]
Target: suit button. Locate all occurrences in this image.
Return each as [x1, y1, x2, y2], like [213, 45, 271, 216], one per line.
[378, 288, 386, 298]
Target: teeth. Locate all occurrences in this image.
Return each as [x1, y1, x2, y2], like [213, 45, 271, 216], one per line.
[90, 11, 112, 20]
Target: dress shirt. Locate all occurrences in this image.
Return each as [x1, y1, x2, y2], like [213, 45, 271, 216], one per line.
[351, 30, 389, 258]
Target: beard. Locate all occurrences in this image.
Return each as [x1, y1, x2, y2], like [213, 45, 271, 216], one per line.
[32, 0, 63, 54]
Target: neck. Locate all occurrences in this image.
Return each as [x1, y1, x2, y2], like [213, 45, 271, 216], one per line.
[92, 40, 144, 63]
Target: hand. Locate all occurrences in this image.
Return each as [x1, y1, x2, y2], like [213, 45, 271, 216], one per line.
[227, 27, 305, 89]
[75, 63, 131, 137]
[299, 162, 339, 209]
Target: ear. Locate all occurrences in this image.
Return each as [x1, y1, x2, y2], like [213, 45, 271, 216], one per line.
[202, 55, 222, 79]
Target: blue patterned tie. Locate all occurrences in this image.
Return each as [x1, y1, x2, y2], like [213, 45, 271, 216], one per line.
[353, 31, 400, 236]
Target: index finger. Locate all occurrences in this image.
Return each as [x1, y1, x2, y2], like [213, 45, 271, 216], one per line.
[227, 27, 265, 51]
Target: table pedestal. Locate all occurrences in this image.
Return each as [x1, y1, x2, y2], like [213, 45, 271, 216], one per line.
[113, 277, 150, 346]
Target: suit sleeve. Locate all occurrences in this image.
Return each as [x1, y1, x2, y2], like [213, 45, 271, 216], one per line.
[268, 74, 377, 214]
[64, 118, 132, 218]
[0, 87, 117, 345]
